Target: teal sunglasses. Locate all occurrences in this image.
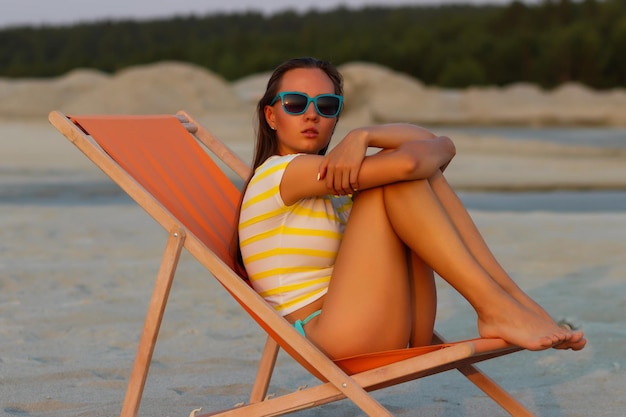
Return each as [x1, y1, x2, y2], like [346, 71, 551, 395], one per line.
[270, 91, 343, 118]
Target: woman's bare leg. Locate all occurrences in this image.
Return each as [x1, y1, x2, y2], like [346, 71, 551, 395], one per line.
[381, 179, 575, 351]
[408, 252, 437, 347]
[305, 187, 415, 359]
[428, 171, 586, 350]
[306, 177, 582, 356]
[428, 171, 549, 318]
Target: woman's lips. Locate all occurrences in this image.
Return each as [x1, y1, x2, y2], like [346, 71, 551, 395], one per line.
[302, 128, 319, 138]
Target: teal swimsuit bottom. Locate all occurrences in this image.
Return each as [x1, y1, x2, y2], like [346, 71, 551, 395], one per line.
[293, 310, 322, 337]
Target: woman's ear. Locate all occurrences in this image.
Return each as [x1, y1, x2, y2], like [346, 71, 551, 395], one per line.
[264, 105, 276, 130]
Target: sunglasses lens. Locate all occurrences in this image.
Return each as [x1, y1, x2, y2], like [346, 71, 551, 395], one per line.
[282, 94, 308, 114]
[316, 96, 340, 116]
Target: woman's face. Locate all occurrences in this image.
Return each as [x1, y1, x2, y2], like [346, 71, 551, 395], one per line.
[264, 68, 338, 156]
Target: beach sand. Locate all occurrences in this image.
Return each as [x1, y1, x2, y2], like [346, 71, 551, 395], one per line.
[1, 61, 626, 416]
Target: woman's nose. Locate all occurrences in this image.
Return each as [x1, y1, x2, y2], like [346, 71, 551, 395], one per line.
[304, 103, 319, 121]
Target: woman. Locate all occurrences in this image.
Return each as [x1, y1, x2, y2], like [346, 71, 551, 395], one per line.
[235, 57, 586, 359]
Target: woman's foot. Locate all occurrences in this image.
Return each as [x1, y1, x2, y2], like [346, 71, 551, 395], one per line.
[476, 298, 578, 351]
[553, 320, 587, 350]
[498, 287, 586, 350]
[553, 332, 587, 350]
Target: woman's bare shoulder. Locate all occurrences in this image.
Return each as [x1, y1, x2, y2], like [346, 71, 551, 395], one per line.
[281, 154, 328, 205]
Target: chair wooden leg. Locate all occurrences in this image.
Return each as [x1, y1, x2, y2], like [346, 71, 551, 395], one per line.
[120, 228, 186, 417]
[457, 364, 535, 417]
[433, 331, 535, 417]
[249, 336, 280, 403]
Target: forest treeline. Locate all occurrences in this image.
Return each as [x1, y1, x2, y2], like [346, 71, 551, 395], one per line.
[1, 0, 625, 89]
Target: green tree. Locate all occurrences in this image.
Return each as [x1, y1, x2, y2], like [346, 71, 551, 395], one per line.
[0, 2, 624, 89]
[438, 58, 486, 87]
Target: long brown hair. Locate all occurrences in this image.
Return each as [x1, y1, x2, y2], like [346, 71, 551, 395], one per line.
[231, 57, 344, 278]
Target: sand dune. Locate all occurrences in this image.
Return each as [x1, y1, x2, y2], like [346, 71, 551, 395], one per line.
[1, 60, 625, 126]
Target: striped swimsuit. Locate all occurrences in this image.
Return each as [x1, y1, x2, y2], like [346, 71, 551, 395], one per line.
[238, 154, 352, 316]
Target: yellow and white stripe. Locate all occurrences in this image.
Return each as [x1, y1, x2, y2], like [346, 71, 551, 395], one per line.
[238, 154, 352, 316]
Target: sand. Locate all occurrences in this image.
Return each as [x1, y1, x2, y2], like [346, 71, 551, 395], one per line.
[1, 61, 626, 416]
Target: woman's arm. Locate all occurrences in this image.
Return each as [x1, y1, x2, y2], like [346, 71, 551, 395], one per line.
[280, 131, 456, 205]
[318, 124, 438, 184]
[317, 124, 453, 196]
[349, 123, 438, 149]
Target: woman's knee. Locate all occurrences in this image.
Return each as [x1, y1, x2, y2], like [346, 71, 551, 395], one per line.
[358, 178, 428, 202]
[380, 178, 430, 203]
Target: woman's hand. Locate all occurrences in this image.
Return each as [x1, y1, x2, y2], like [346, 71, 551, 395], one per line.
[318, 128, 369, 195]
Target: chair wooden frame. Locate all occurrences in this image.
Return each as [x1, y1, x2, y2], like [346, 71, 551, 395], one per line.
[49, 110, 535, 417]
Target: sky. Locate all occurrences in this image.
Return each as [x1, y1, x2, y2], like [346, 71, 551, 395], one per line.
[0, 0, 531, 29]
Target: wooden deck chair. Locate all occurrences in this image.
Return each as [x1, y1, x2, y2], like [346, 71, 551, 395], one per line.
[48, 110, 535, 417]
